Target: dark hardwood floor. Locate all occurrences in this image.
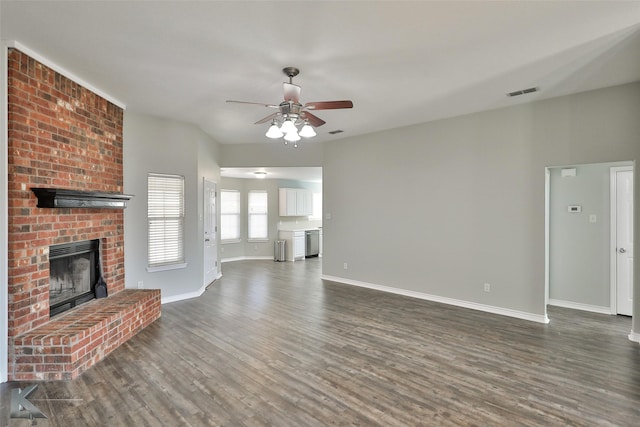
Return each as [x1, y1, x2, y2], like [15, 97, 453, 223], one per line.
[2, 258, 639, 426]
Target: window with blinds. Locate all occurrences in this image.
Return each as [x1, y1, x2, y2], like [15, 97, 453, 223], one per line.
[220, 190, 240, 241]
[147, 173, 185, 269]
[248, 190, 268, 240]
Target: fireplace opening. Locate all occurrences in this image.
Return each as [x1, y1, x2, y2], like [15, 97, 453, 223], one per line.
[49, 239, 101, 317]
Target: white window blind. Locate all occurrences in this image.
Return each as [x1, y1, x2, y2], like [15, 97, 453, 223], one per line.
[221, 190, 240, 241]
[148, 173, 185, 268]
[248, 191, 268, 240]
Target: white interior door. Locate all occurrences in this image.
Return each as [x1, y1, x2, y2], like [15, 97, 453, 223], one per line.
[204, 179, 218, 286]
[613, 168, 634, 316]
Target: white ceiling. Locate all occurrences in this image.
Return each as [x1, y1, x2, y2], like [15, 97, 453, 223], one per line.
[2, 1, 640, 151]
[221, 167, 322, 182]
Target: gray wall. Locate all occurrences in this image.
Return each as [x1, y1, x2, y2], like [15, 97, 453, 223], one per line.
[549, 162, 631, 309]
[219, 177, 320, 260]
[322, 82, 640, 321]
[123, 112, 221, 302]
[221, 141, 323, 168]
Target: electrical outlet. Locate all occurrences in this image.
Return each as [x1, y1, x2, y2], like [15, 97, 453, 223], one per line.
[343, 262, 348, 270]
[484, 283, 491, 292]
[138, 281, 144, 289]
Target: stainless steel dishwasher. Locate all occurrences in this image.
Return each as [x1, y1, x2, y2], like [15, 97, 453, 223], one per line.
[305, 229, 319, 258]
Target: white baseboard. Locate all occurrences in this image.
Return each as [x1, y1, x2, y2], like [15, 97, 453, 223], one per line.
[547, 299, 613, 315]
[161, 284, 206, 305]
[629, 330, 640, 344]
[321, 275, 550, 324]
[221, 256, 273, 263]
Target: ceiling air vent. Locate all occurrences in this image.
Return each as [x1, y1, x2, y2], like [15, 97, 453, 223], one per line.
[507, 87, 539, 97]
[328, 130, 344, 135]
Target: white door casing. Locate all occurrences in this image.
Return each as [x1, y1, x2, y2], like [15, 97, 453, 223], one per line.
[611, 167, 634, 316]
[204, 179, 218, 286]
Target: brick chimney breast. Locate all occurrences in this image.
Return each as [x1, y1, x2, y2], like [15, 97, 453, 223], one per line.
[7, 49, 131, 380]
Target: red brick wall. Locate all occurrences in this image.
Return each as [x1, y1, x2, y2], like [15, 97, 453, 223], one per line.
[7, 49, 125, 338]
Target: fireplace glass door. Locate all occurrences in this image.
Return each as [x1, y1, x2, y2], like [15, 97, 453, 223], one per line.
[49, 239, 100, 316]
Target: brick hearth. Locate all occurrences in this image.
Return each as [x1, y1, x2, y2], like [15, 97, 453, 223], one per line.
[6, 48, 160, 380]
[13, 289, 161, 381]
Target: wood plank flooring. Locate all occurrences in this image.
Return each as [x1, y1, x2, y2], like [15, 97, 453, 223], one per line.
[2, 258, 640, 426]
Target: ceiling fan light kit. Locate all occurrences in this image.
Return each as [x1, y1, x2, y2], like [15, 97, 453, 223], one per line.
[299, 121, 316, 138]
[284, 130, 301, 143]
[265, 120, 284, 138]
[280, 118, 298, 135]
[227, 67, 353, 148]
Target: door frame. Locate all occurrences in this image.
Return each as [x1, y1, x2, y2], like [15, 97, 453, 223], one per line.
[609, 165, 634, 315]
[544, 168, 551, 310]
[203, 178, 218, 287]
[545, 162, 634, 320]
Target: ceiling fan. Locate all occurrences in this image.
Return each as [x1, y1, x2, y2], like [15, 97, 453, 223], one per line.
[226, 67, 353, 147]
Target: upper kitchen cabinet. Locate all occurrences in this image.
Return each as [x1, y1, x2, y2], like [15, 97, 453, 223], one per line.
[279, 188, 313, 216]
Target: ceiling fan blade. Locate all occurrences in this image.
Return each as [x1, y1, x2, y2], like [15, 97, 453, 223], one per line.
[226, 100, 279, 108]
[304, 100, 353, 110]
[254, 112, 279, 125]
[283, 83, 301, 103]
[301, 111, 326, 127]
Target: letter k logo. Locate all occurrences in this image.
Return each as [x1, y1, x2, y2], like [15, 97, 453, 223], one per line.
[10, 384, 47, 420]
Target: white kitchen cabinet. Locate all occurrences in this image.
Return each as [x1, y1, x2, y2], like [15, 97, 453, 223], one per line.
[279, 188, 313, 216]
[294, 232, 305, 259]
[278, 230, 306, 261]
[297, 189, 312, 216]
[283, 188, 297, 216]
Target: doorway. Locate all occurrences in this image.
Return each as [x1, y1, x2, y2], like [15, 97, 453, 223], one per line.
[204, 179, 218, 286]
[611, 166, 634, 316]
[545, 162, 634, 319]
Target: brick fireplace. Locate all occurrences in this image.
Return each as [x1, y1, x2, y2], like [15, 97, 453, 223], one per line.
[7, 49, 160, 380]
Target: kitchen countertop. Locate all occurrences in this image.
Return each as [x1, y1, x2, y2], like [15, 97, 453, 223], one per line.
[278, 227, 320, 232]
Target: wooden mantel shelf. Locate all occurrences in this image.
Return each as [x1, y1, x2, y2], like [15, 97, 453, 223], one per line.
[31, 188, 134, 209]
